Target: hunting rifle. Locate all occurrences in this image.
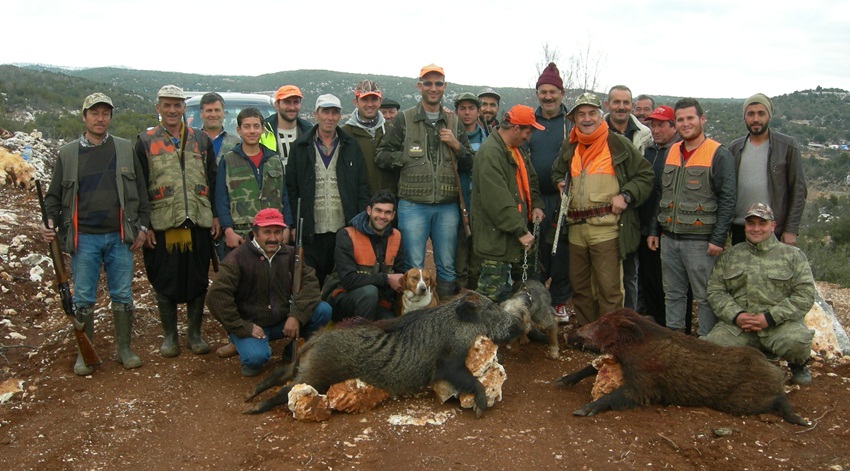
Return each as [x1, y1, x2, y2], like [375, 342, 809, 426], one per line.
[35, 180, 101, 367]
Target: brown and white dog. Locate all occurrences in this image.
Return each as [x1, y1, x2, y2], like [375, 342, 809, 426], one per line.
[396, 268, 439, 315]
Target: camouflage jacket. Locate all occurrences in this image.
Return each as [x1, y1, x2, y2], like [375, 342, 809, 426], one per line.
[707, 233, 815, 326]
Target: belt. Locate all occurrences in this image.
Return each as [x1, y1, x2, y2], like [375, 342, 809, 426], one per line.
[567, 205, 613, 220]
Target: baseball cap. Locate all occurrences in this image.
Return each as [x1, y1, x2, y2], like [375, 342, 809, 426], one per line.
[253, 208, 286, 227]
[82, 93, 114, 113]
[453, 92, 480, 109]
[380, 98, 400, 110]
[504, 105, 544, 130]
[354, 80, 382, 98]
[315, 94, 342, 110]
[567, 92, 602, 119]
[274, 85, 303, 102]
[745, 202, 775, 221]
[646, 105, 675, 122]
[477, 87, 501, 102]
[157, 85, 186, 100]
[419, 63, 444, 78]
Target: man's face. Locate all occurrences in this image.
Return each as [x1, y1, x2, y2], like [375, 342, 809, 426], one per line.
[605, 89, 633, 126]
[573, 105, 602, 135]
[253, 225, 285, 257]
[536, 84, 564, 116]
[745, 104, 770, 136]
[380, 107, 398, 121]
[83, 104, 112, 138]
[649, 119, 677, 146]
[417, 72, 446, 107]
[366, 202, 395, 234]
[314, 107, 341, 134]
[355, 95, 382, 120]
[237, 116, 263, 146]
[479, 96, 499, 123]
[200, 100, 224, 132]
[744, 217, 776, 245]
[674, 106, 705, 142]
[156, 98, 186, 128]
[456, 101, 480, 128]
[633, 98, 654, 125]
[275, 97, 302, 123]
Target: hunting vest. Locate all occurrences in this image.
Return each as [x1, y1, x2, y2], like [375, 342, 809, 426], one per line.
[222, 150, 284, 230]
[398, 108, 459, 204]
[346, 226, 401, 275]
[313, 144, 344, 234]
[138, 126, 213, 230]
[568, 142, 619, 226]
[658, 139, 722, 236]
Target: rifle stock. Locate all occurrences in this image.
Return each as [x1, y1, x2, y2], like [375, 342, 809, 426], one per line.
[36, 181, 101, 367]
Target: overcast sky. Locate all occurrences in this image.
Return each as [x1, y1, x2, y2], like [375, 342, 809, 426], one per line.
[5, 0, 848, 99]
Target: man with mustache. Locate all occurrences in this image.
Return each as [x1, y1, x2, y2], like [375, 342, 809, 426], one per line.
[728, 93, 807, 246]
[633, 94, 655, 126]
[477, 87, 501, 136]
[552, 93, 654, 325]
[207, 208, 330, 377]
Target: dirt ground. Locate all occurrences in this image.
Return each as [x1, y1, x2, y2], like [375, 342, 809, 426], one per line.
[2, 183, 850, 471]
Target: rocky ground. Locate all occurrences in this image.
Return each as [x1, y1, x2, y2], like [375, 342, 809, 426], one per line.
[1, 137, 850, 470]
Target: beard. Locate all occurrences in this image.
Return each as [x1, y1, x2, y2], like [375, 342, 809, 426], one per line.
[747, 120, 769, 136]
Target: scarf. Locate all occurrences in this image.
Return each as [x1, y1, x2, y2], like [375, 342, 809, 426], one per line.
[345, 109, 386, 138]
[569, 120, 610, 175]
[508, 146, 533, 221]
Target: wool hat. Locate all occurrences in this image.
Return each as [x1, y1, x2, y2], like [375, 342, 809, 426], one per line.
[253, 208, 286, 227]
[536, 62, 564, 91]
[745, 202, 775, 221]
[82, 93, 113, 113]
[157, 85, 186, 100]
[354, 80, 382, 98]
[380, 98, 400, 110]
[567, 92, 602, 119]
[315, 94, 342, 110]
[504, 105, 544, 130]
[274, 85, 303, 102]
[453, 92, 480, 109]
[477, 87, 501, 102]
[743, 93, 773, 119]
[646, 105, 675, 123]
[419, 63, 445, 78]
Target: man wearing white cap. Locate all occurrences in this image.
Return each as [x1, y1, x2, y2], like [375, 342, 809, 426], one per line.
[286, 94, 370, 286]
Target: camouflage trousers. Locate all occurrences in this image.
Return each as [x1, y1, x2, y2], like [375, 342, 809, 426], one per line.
[476, 259, 525, 303]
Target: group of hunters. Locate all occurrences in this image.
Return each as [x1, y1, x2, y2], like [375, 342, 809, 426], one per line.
[39, 61, 816, 384]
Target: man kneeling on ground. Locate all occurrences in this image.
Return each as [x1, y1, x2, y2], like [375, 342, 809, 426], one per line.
[207, 208, 331, 376]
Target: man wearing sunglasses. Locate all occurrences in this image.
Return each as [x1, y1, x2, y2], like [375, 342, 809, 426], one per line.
[376, 64, 473, 299]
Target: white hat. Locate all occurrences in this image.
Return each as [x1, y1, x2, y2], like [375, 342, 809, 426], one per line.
[315, 94, 341, 110]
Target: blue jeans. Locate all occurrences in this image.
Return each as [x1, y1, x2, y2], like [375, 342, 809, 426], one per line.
[229, 301, 331, 369]
[397, 200, 458, 281]
[660, 235, 719, 336]
[70, 232, 134, 306]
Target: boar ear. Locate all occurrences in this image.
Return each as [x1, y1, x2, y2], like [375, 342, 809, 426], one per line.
[615, 319, 645, 344]
[456, 301, 482, 324]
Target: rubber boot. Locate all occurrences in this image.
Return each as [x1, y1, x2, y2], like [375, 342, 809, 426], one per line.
[157, 295, 180, 358]
[112, 303, 143, 369]
[436, 279, 457, 300]
[186, 294, 210, 355]
[73, 305, 95, 376]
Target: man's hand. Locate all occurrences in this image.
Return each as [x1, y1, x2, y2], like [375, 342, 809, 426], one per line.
[130, 230, 147, 251]
[39, 220, 55, 243]
[781, 232, 797, 246]
[532, 208, 545, 223]
[251, 324, 266, 339]
[735, 312, 769, 332]
[145, 229, 157, 249]
[647, 236, 660, 251]
[439, 128, 461, 152]
[283, 317, 301, 339]
[519, 232, 534, 249]
[707, 243, 724, 256]
[224, 228, 244, 248]
[611, 194, 627, 215]
[388, 273, 404, 292]
[557, 181, 566, 193]
[210, 217, 221, 239]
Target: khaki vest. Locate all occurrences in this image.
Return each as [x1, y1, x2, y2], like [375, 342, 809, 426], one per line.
[568, 142, 619, 226]
[138, 126, 214, 230]
[658, 139, 722, 235]
[398, 108, 458, 203]
[222, 150, 284, 229]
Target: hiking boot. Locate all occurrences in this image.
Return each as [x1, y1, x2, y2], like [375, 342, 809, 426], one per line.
[436, 279, 458, 300]
[553, 303, 570, 324]
[790, 363, 812, 385]
[241, 365, 262, 377]
[216, 342, 237, 358]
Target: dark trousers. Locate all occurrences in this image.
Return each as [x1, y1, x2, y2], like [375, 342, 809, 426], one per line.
[622, 250, 639, 310]
[536, 192, 572, 305]
[304, 232, 337, 288]
[330, 285, 394, 322]
[637, 234, 693, 333]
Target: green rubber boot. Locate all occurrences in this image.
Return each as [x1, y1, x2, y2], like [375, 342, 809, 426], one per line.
[73, 305, 95, 376]
[186, 294, 210, 355]
[157, 295, 180, 358]
[113, 303, 143, 369]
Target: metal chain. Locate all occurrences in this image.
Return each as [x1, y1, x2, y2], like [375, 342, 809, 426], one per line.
[522, 218, 541, 283]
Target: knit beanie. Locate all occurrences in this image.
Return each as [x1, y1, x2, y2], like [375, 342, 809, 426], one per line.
[743, 93, 773, 119]
[536, 62, 564, 91]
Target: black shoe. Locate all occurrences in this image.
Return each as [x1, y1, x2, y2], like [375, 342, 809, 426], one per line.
[241, 365, 262, 377]
[789, 363, 811, 385]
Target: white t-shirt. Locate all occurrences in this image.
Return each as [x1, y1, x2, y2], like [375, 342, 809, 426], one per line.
[277, 128, 297, 165]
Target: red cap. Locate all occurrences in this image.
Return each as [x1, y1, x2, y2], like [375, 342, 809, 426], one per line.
[274, 85, 303, 102]
[646, 105, 674, 122]
[505, 105, 545, 130]
[253, 208, 286, 228]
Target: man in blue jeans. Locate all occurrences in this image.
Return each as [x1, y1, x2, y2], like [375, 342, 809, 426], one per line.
[206, 208, 331, 376]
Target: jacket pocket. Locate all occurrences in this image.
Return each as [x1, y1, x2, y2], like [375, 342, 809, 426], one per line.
[722, 266, 746, 293]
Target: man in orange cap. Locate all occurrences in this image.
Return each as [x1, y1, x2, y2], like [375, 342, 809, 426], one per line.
[471, 105, 546, 301]
[262, 85, 312, 167]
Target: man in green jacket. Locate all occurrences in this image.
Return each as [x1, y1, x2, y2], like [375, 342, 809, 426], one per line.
[472, 105, 545, 302]
[705, 202, 815, 385]
[341, 80, 398, 196]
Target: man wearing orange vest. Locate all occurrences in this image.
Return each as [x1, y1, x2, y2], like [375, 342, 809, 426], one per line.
[552, 93, 654, 326]
[647, 98, 737, 337]
[322, 190, 405, 321]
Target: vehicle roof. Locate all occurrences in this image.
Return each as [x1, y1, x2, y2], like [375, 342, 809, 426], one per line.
[185, 92, 274, 105]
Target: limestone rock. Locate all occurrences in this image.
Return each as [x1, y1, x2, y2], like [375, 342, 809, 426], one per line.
[287, 384, 331, 422]
[433, 335, 505, 409]
[590, 354, 625, 401]
[327, 379, 390, 413]
[806, 294, 850, 360]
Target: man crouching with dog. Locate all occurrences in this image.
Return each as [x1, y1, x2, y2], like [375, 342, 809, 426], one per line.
[207, 208, 331, 377]
[322, 190, 405, 321]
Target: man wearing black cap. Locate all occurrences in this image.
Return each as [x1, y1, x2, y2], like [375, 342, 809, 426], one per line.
[477, 87, 501, 136]
[728, 93, 807, 246]
[379, 98, 400, 121]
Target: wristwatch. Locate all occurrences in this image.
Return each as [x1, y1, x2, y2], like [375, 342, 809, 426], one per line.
[620, 192, 634, 205]
[139, 225, 148, 233]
